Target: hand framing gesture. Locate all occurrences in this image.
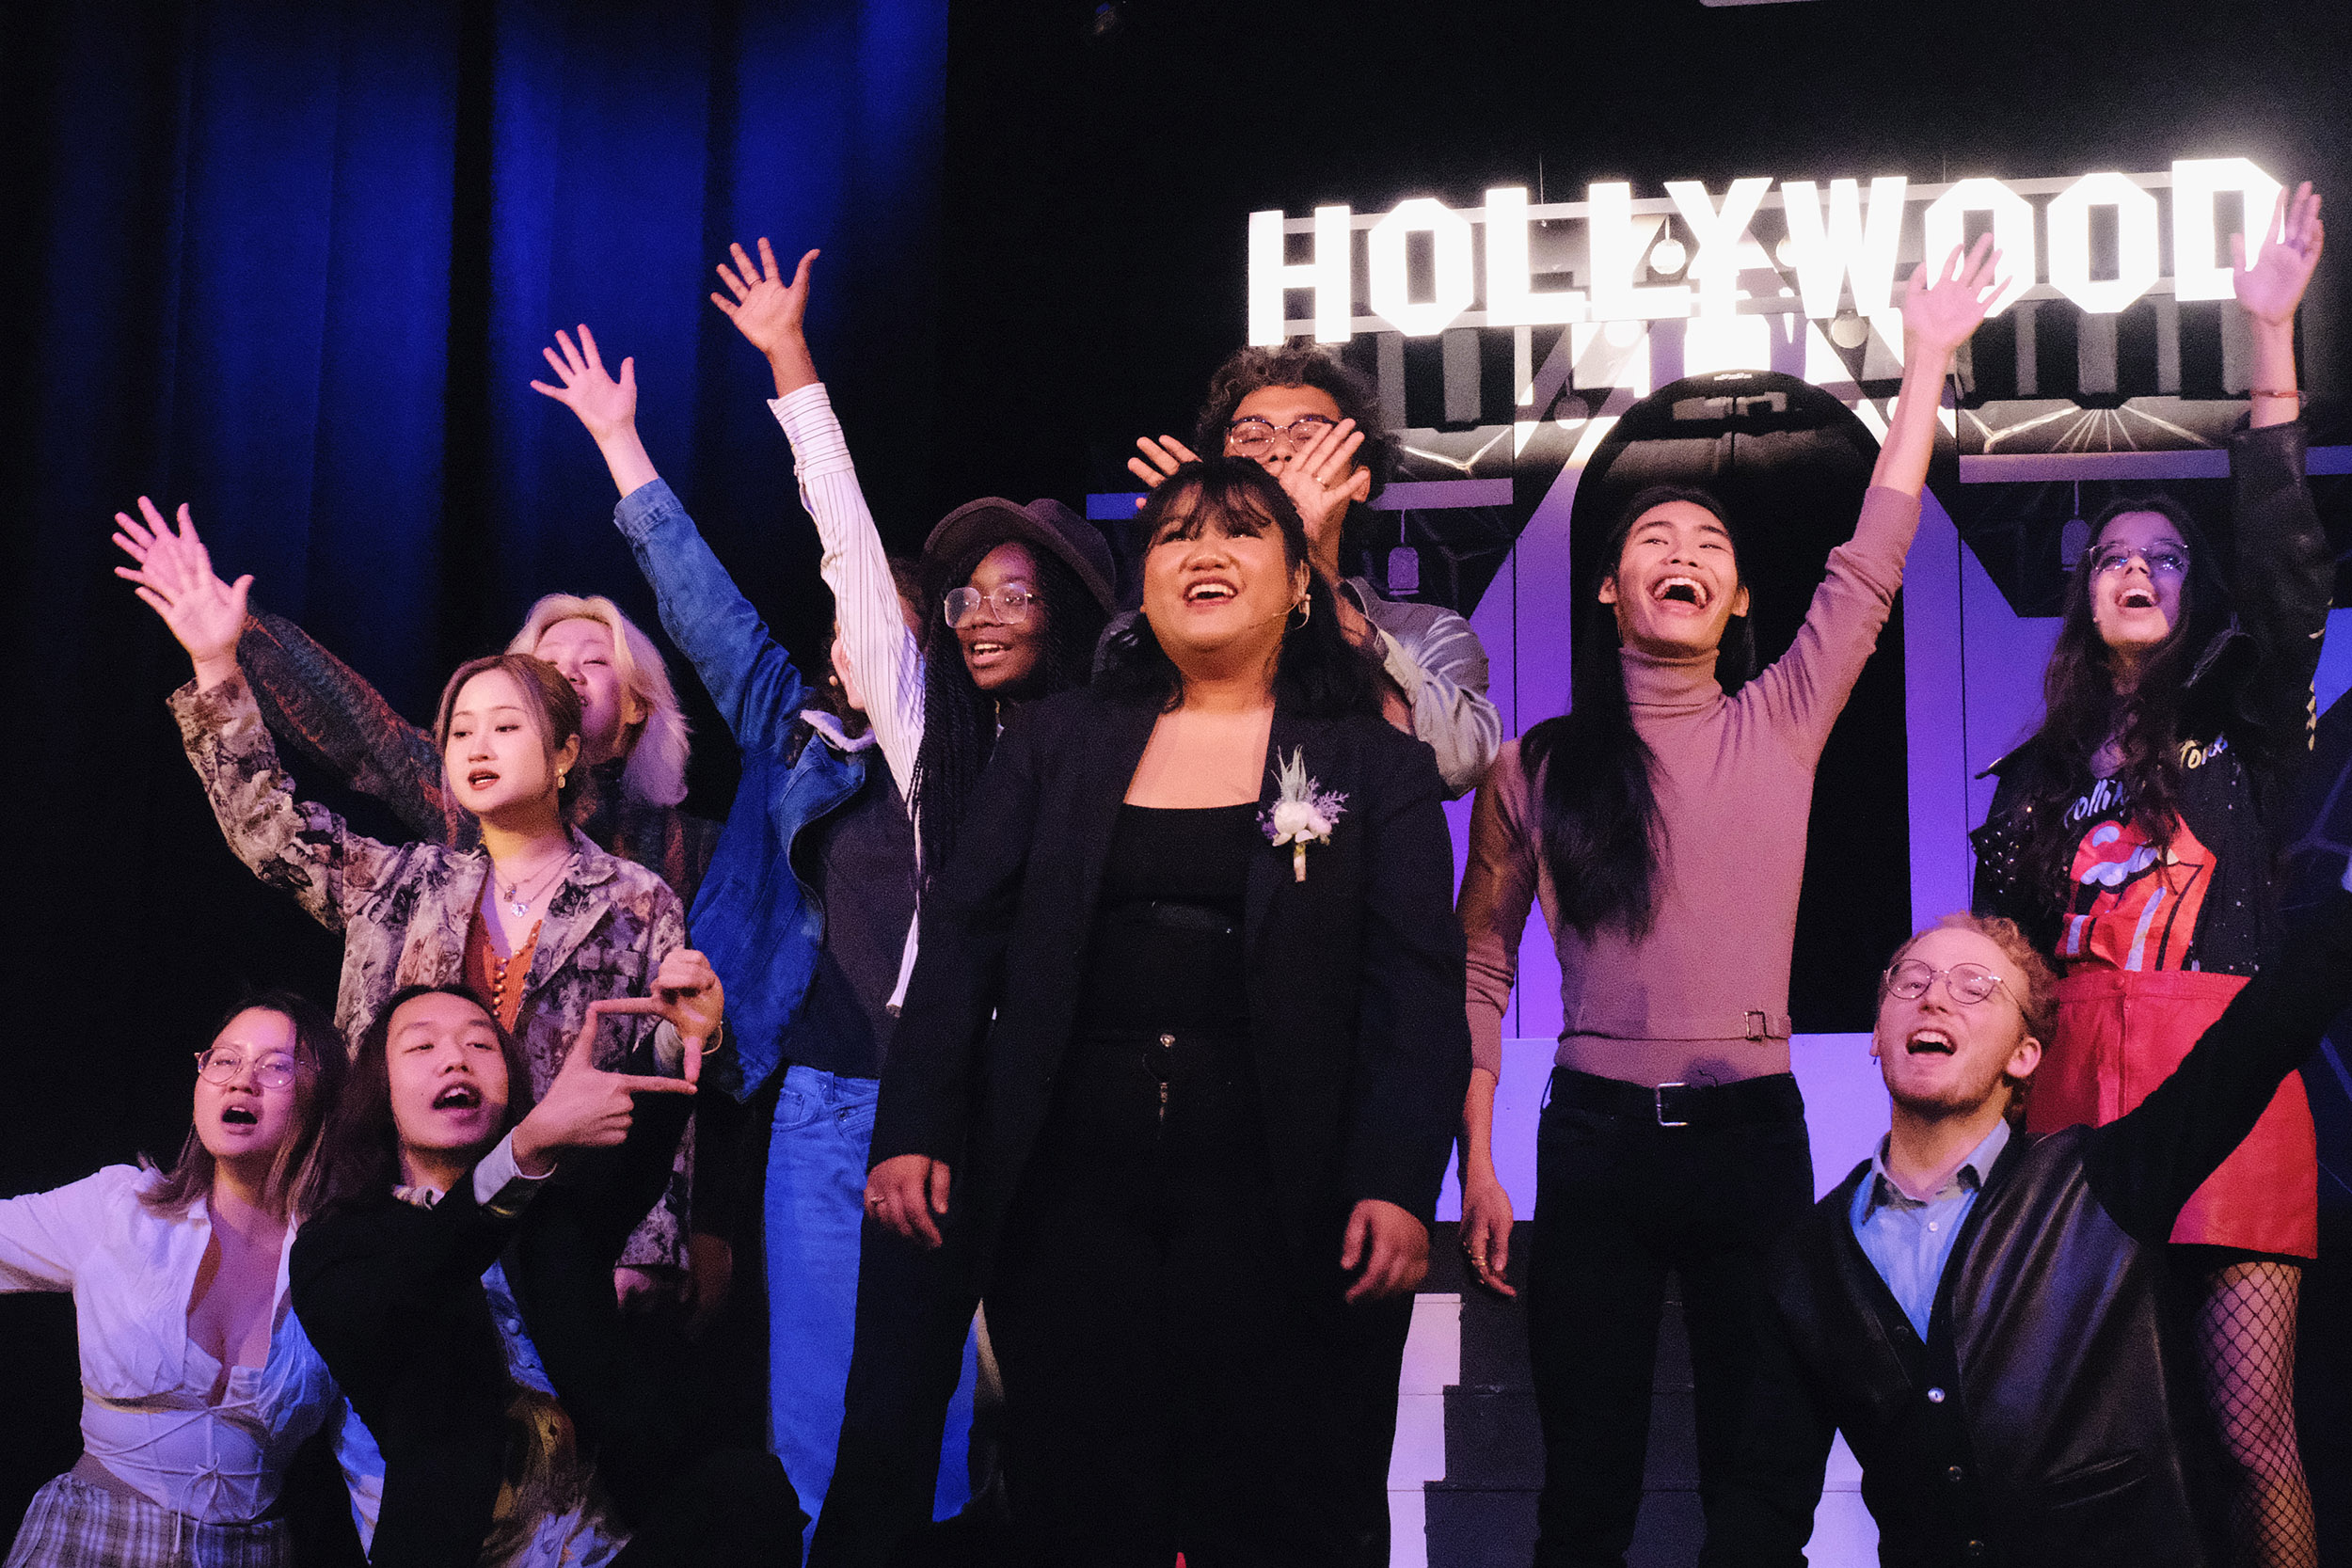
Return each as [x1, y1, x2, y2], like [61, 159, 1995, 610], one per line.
[511, 998, 697, 1177]
[648, 947, 724, 1085]
[530, 325, 636, 445]
[1900, 230, 2004, 362]
[1127, 420, 1371, 562]
[112, 498, 248, 689]
[2235, 182, 2324, 328]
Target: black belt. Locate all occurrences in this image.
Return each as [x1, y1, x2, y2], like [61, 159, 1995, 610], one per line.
[1548, 1067, 1804, 1129]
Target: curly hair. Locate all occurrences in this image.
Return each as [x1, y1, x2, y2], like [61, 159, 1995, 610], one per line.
[2008, 494, 2226, 905]
[911, 543, 1107, 879]
[1193, 346, 1398, 574]
[1884, 911, 2058, 1119]
[434, 654, 595, 826]
[1097, 458, 1390, 721]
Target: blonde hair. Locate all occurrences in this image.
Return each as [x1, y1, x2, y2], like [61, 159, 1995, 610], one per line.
[508, 595, 690, 808]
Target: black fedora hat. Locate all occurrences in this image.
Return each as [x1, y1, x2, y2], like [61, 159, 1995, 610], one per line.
[921, 498, 1117, 617]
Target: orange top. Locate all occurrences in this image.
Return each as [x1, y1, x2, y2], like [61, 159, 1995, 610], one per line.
[464, 906, 543, 1033]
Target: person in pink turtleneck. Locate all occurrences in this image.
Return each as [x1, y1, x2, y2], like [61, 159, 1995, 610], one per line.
[1453, 234, 2002, 1568]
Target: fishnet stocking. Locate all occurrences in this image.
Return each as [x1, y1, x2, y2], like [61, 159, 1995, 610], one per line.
[2194, 1260, 2314, 1568]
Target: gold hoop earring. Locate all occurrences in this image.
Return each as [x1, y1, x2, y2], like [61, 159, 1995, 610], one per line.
[1287, 596, 1311, 631]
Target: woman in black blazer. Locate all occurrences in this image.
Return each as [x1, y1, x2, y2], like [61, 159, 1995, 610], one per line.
[866, 457, 1473, 1567]
[291, 984, 803, 1567]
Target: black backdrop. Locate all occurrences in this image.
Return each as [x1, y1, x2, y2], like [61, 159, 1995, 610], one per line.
[5, 0, 2351, 1546]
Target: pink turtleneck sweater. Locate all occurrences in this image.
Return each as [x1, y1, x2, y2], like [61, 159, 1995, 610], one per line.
[1460, 485, 1920, 1086]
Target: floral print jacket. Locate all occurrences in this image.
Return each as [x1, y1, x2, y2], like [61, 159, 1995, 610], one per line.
[171, 671, 694, 1270]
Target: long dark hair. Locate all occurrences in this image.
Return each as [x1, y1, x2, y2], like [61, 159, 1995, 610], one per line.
[911, 540, 1107, 879]
[1522, 485, 1755, 941]
[1098, 458, 1390, 721]
[141, 989, 347, 1223]
[2010, 493, 2226, 898]
[313, 984, 536, 1212]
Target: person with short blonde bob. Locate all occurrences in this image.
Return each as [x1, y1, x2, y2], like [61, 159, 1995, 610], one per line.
[0, 990, 348, 1568]
[115, 503, 722, 1294]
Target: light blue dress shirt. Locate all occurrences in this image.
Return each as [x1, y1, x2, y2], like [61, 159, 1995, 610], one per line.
[1849, 1118, 2012, 1338]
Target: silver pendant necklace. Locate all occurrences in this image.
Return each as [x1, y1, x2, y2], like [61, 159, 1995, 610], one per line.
[497, 850, 573, 918]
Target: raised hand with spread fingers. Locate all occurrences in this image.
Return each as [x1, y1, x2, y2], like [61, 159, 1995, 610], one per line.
[112, 498, 250, 692]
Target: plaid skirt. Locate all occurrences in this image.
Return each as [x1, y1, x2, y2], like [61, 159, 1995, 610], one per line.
[3, 1475, 289, 1568]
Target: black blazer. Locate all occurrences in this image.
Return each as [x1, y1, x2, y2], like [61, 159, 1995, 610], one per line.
[868, 686, 1473, 1282]
[290, 1094, 692, 1568]
[1701, 888, 2352, 1568]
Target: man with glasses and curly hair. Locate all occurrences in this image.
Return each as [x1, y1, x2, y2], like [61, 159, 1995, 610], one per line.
[1701, 876, 2352, 1568]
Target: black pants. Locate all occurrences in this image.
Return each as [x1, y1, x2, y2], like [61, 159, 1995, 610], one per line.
[806, 1216, 982, 1568]
[985, 1027, 1410, 1568]
[1525, 1069, 1813, 1568]
[615, 1447, 805, 1567]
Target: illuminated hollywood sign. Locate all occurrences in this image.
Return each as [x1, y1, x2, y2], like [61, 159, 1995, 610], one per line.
[1248, 159, 2284, 346]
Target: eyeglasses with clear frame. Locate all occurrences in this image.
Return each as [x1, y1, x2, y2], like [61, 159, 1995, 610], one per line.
[195, 1048, 301, 1090]
[1225, 415, 1338, 458]
[2090, 543, 2189, 580]
[943, 585, 1038, 629]
[1882, 959, 2019, 1011]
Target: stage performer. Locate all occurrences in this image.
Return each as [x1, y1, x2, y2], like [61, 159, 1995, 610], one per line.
[1, 991, 349, 1568]
[104, 546, 737, 1329]
[866, 457, 1471, 1566]
[115, 509, 715, 1290]
[709, 237, 1120, 1566]
[1123, 343, 1502, 798]
[531, 313, 926, 1549]
[1971, 182, 2327, 1568]
[1700, 872, 2352, 1568]
[1452, 234, 2002, 1567]
[292, 983, 803, 1567]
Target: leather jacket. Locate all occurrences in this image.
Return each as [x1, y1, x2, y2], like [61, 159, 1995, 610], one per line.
[1701, 887, 2352, 1567]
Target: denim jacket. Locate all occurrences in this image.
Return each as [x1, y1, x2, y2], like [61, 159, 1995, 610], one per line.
[614, 478, 887, 1099]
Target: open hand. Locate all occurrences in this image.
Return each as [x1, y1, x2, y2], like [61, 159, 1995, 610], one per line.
[1126, 434, 1202, 497]
[530, 326, 637, 443]
[1341, 1197, 1429, 1304]
[866, 1153, 951, 1249]
[2235, 182, 2324, 327]
[511, 999, 696, 1175]
[112, 498, 249, 687]
[711, 238, 818, 359]
[649, 949, 723, 1085]
[1268, 418, 1370, 555]
[1900, 230, 2004, 361]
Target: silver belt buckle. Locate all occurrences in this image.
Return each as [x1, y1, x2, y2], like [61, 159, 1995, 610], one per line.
[1745, 1010, 1772, 1040]
[1654, 1081, 1690, 1128]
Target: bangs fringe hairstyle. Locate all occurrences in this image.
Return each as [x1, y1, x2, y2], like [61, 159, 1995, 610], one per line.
[509, 594, 691, 809]
[912, 539, 1108, 879]
[142, 990, 348, 1223]
[1099, 457, 1389, 721]
[313, 984, 538, 1212]
[1885, 911, 2058, 1120]
[2011, 494, 2226, 900]
[1521, 485, 1755, 942]
[435, 654, 594, 825]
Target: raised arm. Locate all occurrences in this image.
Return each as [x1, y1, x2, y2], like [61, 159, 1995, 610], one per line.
[1744, 237, 2002, 751]
[115, 500, 407, 931]
[532, 325, 821, 760]
[1363, 603, 1502, 799]
[0, 1168, 125, 1293]
[715, 238, 925, 797]
[2236, 182, 2323, 432]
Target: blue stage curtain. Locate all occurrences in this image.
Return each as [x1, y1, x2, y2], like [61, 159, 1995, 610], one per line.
[0, 0, 944, 1530]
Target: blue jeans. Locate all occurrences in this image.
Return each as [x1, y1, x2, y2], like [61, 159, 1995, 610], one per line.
[766, 1067, 977, 1544]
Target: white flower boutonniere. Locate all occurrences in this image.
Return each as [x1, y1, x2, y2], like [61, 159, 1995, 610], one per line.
[1262, 747, 1348, 882]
